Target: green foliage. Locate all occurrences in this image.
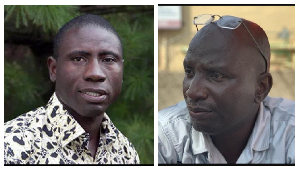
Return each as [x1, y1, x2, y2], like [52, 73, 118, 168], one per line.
[4, 5, 79, 32]
[4, 5, 154, 164]
[104, 10, 154, 164]
[124, 71, 153, 101]
[4, 59, 48, 121]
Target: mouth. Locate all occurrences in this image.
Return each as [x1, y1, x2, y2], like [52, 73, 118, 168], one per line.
[79, 89, 108, 103]
[82, 91, 105, 97]
[188, 106, 213, 120]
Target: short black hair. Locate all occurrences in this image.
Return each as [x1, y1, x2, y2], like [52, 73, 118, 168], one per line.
[53, 14, 122, 59]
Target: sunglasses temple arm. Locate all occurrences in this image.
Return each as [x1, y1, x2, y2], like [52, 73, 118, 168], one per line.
[241, 22, 268, 73]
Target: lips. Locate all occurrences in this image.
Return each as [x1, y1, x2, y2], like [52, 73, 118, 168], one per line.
[79, 89, 108, 103]
[187, 106, 213, 120]
[82, 91, 105, 97]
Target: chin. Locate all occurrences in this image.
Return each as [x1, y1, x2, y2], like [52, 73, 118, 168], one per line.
[88, 108, 107, 117]
[75, 105, 107, 118]
[191, 120, 223, 135]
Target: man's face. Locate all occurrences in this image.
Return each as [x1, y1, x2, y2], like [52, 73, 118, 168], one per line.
[183, 24, 261, 135]
[50, 25, 123, 118]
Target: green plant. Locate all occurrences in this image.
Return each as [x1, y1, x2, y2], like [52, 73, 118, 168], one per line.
[4, 60, 47, 121]
[4, 5, 79, 32]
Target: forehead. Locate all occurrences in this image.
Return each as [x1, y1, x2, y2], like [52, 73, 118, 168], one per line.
[185, 24, 255, 70]
[59, 25, 122, 56]
[186, 27, 232, 64]
[189, 24, 236, 55]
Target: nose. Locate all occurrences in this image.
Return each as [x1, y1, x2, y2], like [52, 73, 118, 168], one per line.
[184, 75, 208, 102]
[83, 59, 106, 82]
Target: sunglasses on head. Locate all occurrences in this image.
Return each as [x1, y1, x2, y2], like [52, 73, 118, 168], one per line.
[193, 14, 267, 73]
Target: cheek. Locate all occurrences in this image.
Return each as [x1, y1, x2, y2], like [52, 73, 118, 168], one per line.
[206, 80, 240, 112]
[55, 64, 80, 93]
[57, 66, 78, 82]
[232, 79, 256, 101]
[182, 78, 190, 97]
[107, 72, 123, 102]
[110, 65, 123, 80]
[212, 81, 256, 114]
[107, 67, 123, 89]
[111, 75, 123, 89]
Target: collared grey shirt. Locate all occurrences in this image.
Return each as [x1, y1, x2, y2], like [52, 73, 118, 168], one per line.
[158, 96, 295, 164]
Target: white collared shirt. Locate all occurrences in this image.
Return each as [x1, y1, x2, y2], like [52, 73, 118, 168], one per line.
[158, 96, 295, 164]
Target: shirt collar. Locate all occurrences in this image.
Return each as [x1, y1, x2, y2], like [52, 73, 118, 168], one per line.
[190, 127, 207, 154]
[45, 92, 118, 148]
[247, 101, 271, 151]
[190, 101, 271, 155]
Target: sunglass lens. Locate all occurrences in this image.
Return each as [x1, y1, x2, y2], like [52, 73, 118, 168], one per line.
[217, 16, 242, 29]
[194, 14, 214, 25]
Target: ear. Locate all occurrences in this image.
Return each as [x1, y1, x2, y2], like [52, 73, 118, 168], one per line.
[47, 56, 57, 82]
[254, 73, 273, 104]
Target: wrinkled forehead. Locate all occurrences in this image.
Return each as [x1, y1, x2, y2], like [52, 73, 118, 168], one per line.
[187, 21, 258, 60]
[189, 23, 239, 54]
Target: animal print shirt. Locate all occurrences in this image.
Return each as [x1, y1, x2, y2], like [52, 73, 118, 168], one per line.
[4, 93, 140, 164]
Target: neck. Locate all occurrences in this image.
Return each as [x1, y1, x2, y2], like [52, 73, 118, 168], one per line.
[70, 111, 104, 158]
[59, 103, 104, 136]
[210, 109, 259, 164]
[61, 103, 104, 158]
[71, 112, 104, 134]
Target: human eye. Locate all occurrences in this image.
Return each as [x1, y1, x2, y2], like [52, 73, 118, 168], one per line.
[184, 67, 194, 78]
[102, 56, 116, 63]
[71, 56, 86, 62]
[208, 72, 226, 81]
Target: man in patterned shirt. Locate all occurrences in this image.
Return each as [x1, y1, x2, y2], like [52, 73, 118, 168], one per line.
[4, 14, 140, 164]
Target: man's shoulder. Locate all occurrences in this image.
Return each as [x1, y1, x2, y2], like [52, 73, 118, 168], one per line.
[113, 126, 136, 150]
[262, 96, 295, 163]
[158, 101, 192, 142]
[4, 106, 46, 139]
[263, 96, 295, 141]
[4, 107, 46, 164]
[263, 96, 295, 120]
[103, 114, 140, 163]
[158, 101, 194, 164]
[114, 129, 139, 161]
[158, 101, 190, 126]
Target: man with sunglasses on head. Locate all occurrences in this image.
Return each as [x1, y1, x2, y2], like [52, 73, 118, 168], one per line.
[158, 15, 295, 164]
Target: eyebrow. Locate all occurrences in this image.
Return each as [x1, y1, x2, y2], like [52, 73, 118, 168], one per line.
[98, 51, 120, 59]
[183, 57, 230, 72]
[67, 50, 91, 57]
[67, 50, 121, 59]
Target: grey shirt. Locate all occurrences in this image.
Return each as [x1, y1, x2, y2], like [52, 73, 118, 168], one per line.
[158, 96, 295, 164]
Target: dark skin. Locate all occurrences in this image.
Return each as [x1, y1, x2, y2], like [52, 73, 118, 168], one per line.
[183, 20, 272, 163]
[47, 25, 123, 158]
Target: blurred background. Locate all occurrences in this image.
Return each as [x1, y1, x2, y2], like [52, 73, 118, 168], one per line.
[4, 5, 154, 164]
[158, 6, 295, 110]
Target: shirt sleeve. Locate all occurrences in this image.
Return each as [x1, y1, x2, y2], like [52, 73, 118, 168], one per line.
[4, 140, 16, 164]
[286, 136, 295, 164]
[158, 122, 178, 164]
[4, 120, 36, 165]
[4, 132, 31, 164]
[133, 147, 140, 164]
